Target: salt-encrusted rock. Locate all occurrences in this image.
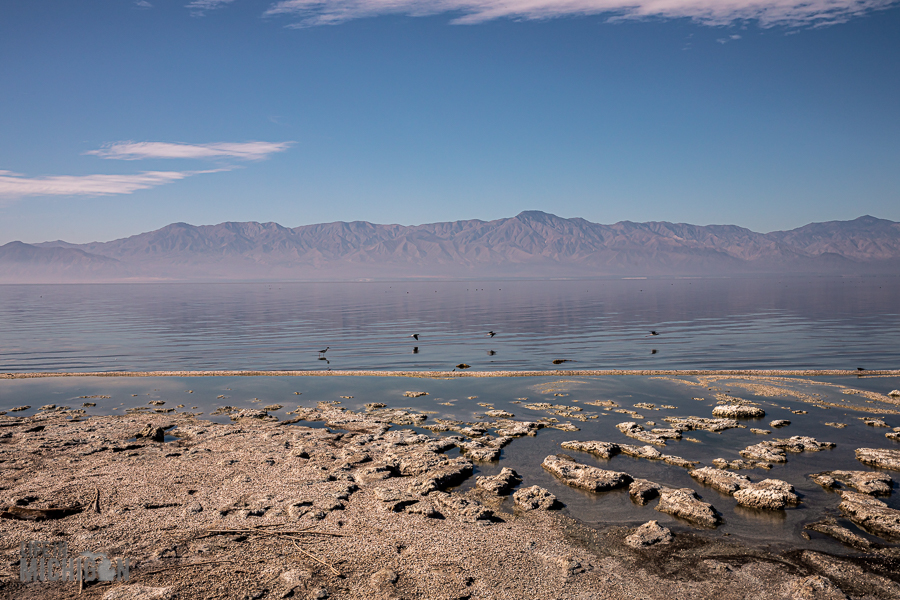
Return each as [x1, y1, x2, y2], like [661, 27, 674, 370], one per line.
[485, 409, 513, 418]
[805, 519, 872, 549]
[619, 444, 662, 460]
[660, 454, 698, 468]
[789, 576, 849, 600]
[770, 419, 791, 428]
[513, 485, 558, 511]
[402, 391, 428, 397]
[458, 441, 501, 462]
[740, 436, 836, 464]
[750, 428, 770, 435]
[733, 479, 799, 509]
[740, 443, 786, 463]
[889, 390, 900, 397]
[494, 421, 544, 437]
[541, 455, 632, 492]
[561, 440, 619, 459]
[773, 436, 836, 453]
[712, 405, 765, 419]
[655, 487, 720, 528]
[864, 418, 889, 427]
[663, 416, 741, 432]
[809, 470, 892, 495]
[475, 467, 521, 495]
[712, 458, 772, 470]
[230, 409, 273, 421]
[887, 432, 900, 441]
[135, 424, 166, 442]
[856, 447, 900, 471]
[838, 491, 900, 540]
[616, 422, 680, 446]
[629, 479, 661, 505]
[625, 520, 673, 548]
[430, 492, 493, 523]
[689, 467, 750, 495]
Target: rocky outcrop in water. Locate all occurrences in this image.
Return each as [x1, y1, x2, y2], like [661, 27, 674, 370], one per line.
[615, 422, 681, 446]
[740, 436, 835, 464]
[713, 405, 765, 419]
[809, 470, 893, 495]
[689, 467, 750, 495]
[560, 440, 619, 458]
[733, 479, 799, 509]
[711, 458, 772, 470]
[805, 519, 872, 550]
[628, 479, 661, 505]
[662, 416, 742, 432]
[654, 487, 720, 528]
[838, 491, 900, 540]
[560, 440, 696, 468]
[541, 455, 632, 493]
[855, 447, 900, 471]
[475, 467, 521, 495]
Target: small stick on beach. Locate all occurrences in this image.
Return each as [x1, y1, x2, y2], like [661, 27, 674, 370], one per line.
[292, 540, 342, 576]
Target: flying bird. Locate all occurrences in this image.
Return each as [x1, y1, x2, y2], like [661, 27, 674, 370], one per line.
[487, 331, 496, 338]
[410, 334, 419, 341]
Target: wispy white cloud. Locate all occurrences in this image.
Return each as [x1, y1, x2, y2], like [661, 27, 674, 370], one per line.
[264, 0, 898, 28]
[717, 33, 743, 43]
[0, 170, 223, 199]
[187, 0, 237, 16]
[135, 0, 153, 8]
[86, 141, 294, 161]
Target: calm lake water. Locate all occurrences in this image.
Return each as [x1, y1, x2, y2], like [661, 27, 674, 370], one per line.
[3, 277, 900, 554]
[1, 276, 899, 373]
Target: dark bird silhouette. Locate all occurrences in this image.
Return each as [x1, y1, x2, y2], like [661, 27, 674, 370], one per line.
[410, 334, 419, 341]
[456, 363, 471, 369]
[412, 347, 419, 354]
[649, 331, 659, 336]
[318, 347, 329, 357]
[552, 359, 575, 365]
[486, 350, 496, 356]
[651, 349, 658, 355]
[487, 331, 496, 338]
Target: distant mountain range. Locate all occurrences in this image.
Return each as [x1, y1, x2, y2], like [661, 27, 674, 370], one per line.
[2, 212, 899, 282]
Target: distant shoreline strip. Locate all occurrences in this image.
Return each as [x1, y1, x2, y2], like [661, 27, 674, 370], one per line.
[2, 369, 899, 379]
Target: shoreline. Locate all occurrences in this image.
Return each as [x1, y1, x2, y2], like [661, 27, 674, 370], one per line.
[4, 368, 900, 379]
[3, 404, 900, 599]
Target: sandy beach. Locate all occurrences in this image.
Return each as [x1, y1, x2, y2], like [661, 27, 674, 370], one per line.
[2, 372, 900, 599]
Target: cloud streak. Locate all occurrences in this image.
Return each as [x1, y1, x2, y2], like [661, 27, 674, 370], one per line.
[264, 0, 898, 27]
[186, 0, 237, 16]
[86, 141, 294, 161]
[0, 170, 222, 199]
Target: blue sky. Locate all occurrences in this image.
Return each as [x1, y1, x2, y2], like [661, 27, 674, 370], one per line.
[1, 0, 898, 244]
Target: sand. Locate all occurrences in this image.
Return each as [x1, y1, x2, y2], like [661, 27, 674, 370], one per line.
[3, 395, 900, 600]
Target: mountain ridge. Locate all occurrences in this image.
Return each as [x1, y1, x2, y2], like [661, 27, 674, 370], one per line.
[3, 212, 898, 282]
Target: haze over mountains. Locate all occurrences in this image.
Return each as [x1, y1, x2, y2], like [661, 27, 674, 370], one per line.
[2, 212, 898, 282]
